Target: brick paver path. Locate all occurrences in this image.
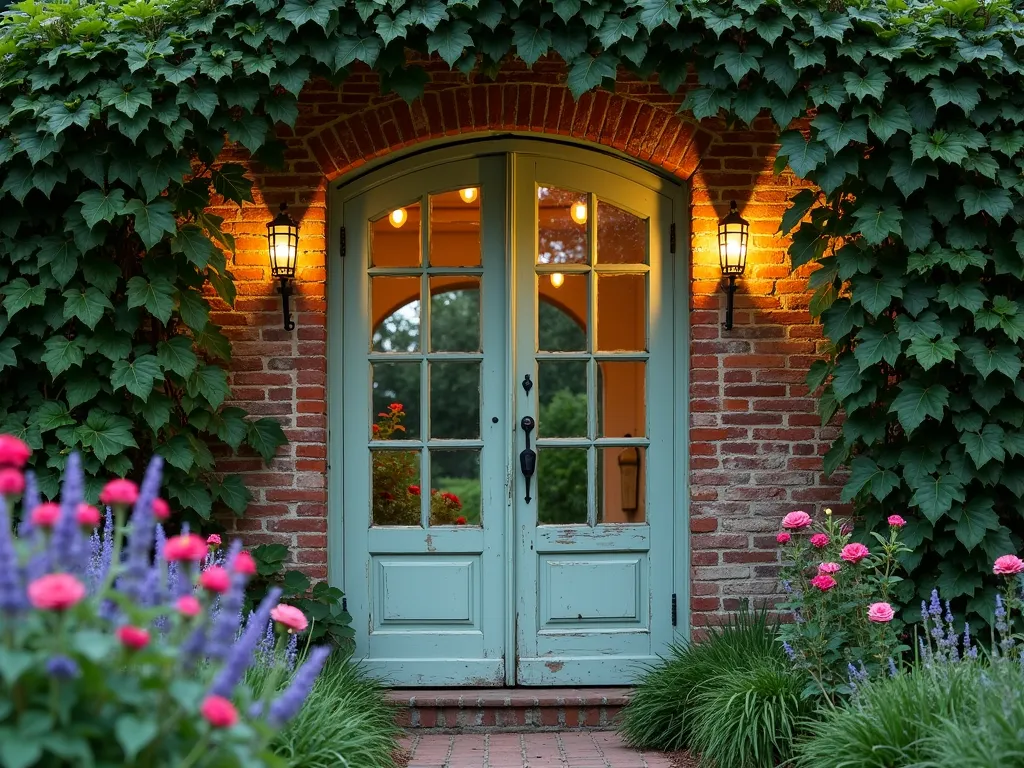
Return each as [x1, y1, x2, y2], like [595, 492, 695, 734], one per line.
[402, 732, 673, 768]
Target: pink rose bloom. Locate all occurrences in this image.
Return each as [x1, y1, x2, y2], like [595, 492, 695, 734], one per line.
[818, 562, 841, 574]
[200, 566, 231, 594]
[810, 533, 830, 548]
[0, 468, 24, 496]
[233, 551, 257, 576]
[0, 434, 31, 468]
[841, 543, 870, 564]
[781, 511, 813, 529]
[887, 515, 906, 528]
[117, 626, 150, 650]
[776, 532, 791, 544]
[151, 497, 170, 521]
[993, 555, 1024, 576]
[207, 534, 222, 548]
[810, 574, 837, 591]
[100, 479, 138, 507]
[867, 602, 895, 623]
[200, 695, 238, 729]
[28, 574, 86, 611]
[30, 503, 60, 528]
[271, 604, 308, 633]
[75, 504, 100, 527]
[164, 534, 208, 562]
[176, 595, 202, 618]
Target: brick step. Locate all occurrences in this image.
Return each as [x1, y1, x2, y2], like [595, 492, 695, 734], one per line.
[389, 688, 632, 732]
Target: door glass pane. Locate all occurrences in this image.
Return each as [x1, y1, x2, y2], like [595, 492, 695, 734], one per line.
[598, 361, 646, 438]
[371, 202, 420, 267]
[372, 277, 420, 352]
[429, 361, 480, 439]
[597, 201, 647, 264]
[430, 189, 481, 267]
[538, 187, 588, 265]
[430, 279, 480, 352]
[597, 447, 645, 523]
[597, 274, 646, 352]
[372, 364, 420, 439]
[371, 448, 421, 526]
[537, 447, 588, 525]
[538, 360, 587, 438]
[538, 280, 587, 352]
[429, 449, 480, 526]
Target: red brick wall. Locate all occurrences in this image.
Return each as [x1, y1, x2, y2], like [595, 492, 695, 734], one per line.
[209, 57, 841, 628]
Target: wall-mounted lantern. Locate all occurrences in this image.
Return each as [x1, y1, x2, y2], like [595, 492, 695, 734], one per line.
[618, 440, 640, 514]
[267, 202, 299, 331]
[718, 200, 749, 331]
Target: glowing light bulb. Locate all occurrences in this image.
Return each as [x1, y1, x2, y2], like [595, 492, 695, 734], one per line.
[459, 187, 478, 204]
[389, 208, 407, 228]
[549, 272, 565, 288]
[570, 201, 588, 225]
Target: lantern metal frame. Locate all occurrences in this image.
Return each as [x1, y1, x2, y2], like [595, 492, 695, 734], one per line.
[717, 200, 749, 331]
[267, 202, 299, 331]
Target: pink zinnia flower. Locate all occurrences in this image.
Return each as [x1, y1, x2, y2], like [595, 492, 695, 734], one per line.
[151, 497, 170, 521]
[164, 534, 208, 562]
[841, 543, 870, 564]
[176, 595, 202, 618]
[0, 468, 24, 496]
[887, 515, 906, 528]
[199, 566, 231, 594]
[993, 555, 1024, 576]
[818, 562, 841, 574]
[206, 534, 222, 548]
[75, 504, 100, 527]
[233, 551, 256, 575]
[781, 511, 812, 529]
[270, 604, 308, 633]
[810, 533, 830, 548]
[28, 574, 86, 611]
[867, 602, 895, 623]
[0, 434, 31, 468]
[200, 695, 238, 728]
[100, 478, 138, 506]
[776, 532, 791, 544]
[30, 503, 60, 528]
[117, 626, 150, 650]
[810, 574, 837, 591]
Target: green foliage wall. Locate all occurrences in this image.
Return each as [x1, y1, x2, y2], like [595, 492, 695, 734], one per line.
[2, 0, 1024, 613]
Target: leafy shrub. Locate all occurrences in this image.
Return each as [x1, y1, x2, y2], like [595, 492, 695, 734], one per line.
[619, 608, 809, 760]
[0, 441, 328, 767]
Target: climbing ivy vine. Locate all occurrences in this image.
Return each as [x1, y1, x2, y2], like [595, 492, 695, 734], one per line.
[1, 0, 1023, 613]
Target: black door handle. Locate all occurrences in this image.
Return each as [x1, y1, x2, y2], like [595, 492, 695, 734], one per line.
[519, 416, 536, 503]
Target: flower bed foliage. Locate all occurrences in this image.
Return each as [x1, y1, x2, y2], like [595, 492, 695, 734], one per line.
[0, 436, 332, 768]
[1, 0, 1023, 608]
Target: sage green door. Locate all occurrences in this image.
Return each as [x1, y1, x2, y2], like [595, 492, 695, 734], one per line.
[335, 144, 682, 686]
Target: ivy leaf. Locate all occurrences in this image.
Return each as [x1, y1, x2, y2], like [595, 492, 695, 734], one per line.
[111, 355, 162, 400]
[715, 46, 760, 84]
[907, 335, 958, 371]
[215, 407, 249, 451]
[950, 497, 1000, 552]
[65, 371, 102, 410]
[927, 77, 982, 113]
[156, 435, 196, 472]
[960, 338, 1022, 380]
[187, 365, 230, 409]
[177, 290, 209, 332]
[989, 129, 1024, 157]
[115, 715, 159, 762]
[841, 455, 900, 503]
[638, 0, 680, 28]
[62, 287, 113, 330]
[821, 299, 864, 341]
[212, 474, 251, 515]
[910, 130, 969, 164]
[566, 54, 617, 99]
[843, 68, 889, 102]
[280, 0, 333, 29]
[911, 473, 965, 524]
[2, 278, 47, 319]
[138, 393, 172, 433]
[78, 409, 138, 462]
[889, 381, 949, 435]
[0, 338, 18, 373]
[122, 199, 175, 250]
[831, 355, 865, 400]
[97, 83, 152, 118]
[171, 226, 214, 269]
[41, 337, 84, 377]
[937, 281, 985, 313]
[168, 479, 213, 519]
[126, 276, 175, 324]
[851, 273, 903, 315]
[336, 36, 383, 68]
[888, 151, 934, 197]
[868, 101, 913, 142]
[956, 185, 1013, 220]
[778, 131, 827, 178]
[961, 424, 1005, 469]
[779, 189, 816, 235]
[157, 336, 198, 378]
[77, 189, 126, 228]
[429, 20, 473, 67]
[854, 326, 902, 370]
[247, 417, 287, 462]
[811, 112, 867, 153]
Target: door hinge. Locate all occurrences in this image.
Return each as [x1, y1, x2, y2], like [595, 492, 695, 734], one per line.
[669, 222, 676, 254]
[671, 593, 677, 627]
[339, 226, 347, 258]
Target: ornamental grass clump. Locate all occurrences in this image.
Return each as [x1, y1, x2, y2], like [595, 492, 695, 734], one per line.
[0, 435, 329, 767]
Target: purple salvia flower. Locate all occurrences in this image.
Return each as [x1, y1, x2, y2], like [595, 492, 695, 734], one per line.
[267, 646, 331, 727]
[944, 600, 954, 625]
[154, 523, 167, 560]
[781, 579, 792, 594]
[887, 658, 898, 678]
[85, 528, 102, 589]
[0, 500, 25, 613]
[18, 470, 39, 537]
[781, 640, 797, 662]
[50, 452, 86, 575]
[929, 588, 942, 618]
[46, 655, 79, 679]
[180, 625, 208, 670]
[204, 540, 246, 661]
[208, 587, 282, 699]
[285, 633, 298, 672]
[920, 600, 928, 624]
[254, 617, 275, 668]
[120, 457, 163, 601]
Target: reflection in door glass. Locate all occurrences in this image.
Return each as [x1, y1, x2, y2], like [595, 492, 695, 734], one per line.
[372, 276, 420, 352]
[430, 279, 480, 352]
[371, 448, 422, 526]
[538, 283, 587, 352]
[598, 361, 645, 438]
[537, 447, 588, 524]
[597, 200, 647, 264]
[429, 361, 480, 439]
[430, 190, 481, 267]
[371, 363, 420, 439]
[597, 273, 646, 351]
[538, 359, 587, 438]
[371, 202, 421, 267]
[597, 447, 645, 523]
[537, 187, 588, 265]
[429, 449, 481, 526]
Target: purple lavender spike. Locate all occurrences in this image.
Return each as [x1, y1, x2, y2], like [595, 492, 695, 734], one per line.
[208, 587, 282, 699]
[0, 500, 25, 613]
[18, 470, 39, 536]
[929, 589, 942, 618]
[204, 540, 246, 661]
[120, 457, 163, 601]
[285, 633, 298, 672]
[50, 452, 86, 575]
[267, 646, 331, 727]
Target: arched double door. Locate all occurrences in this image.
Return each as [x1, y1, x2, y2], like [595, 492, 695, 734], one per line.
[331, 141, 687, 686]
